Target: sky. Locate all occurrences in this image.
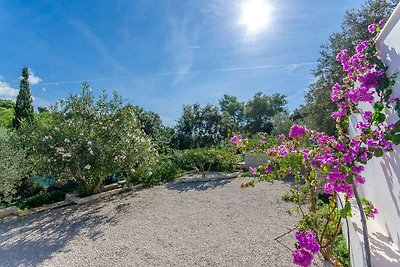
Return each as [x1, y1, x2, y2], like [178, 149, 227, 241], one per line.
[0, 0, 367, 125]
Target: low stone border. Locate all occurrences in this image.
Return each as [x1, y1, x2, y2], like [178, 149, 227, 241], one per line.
[16, 200, 74, 217]
[0, 206, 17, 219]
[66, 183, 145, 205]
[177, 172, 241, 184]
[0, 181, 143, 219]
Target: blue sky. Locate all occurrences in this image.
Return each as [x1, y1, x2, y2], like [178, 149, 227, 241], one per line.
[0, 0, 366, 125]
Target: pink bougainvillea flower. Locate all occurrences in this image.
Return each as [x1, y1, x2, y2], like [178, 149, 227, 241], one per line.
[368, 23, 376, 34]
[292, 249, 313, 267]
[295, 230, 320, 254]
[289, 125, 309, 139]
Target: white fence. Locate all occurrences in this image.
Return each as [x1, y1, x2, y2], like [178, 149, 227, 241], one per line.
[345, 4, 400, 266]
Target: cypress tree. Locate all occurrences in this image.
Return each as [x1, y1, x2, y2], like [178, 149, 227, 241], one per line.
[13, 67, 34, 128]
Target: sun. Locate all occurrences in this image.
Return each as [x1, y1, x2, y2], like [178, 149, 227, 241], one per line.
[239, 0, 272, 35]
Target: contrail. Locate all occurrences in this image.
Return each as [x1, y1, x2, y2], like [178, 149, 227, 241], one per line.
[34, 61, 317, 86]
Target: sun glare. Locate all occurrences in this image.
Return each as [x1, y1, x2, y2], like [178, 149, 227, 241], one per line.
[239, 0, 272, 35]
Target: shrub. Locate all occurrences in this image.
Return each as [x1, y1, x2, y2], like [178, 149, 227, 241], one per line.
[332, 234, 350, 266]
[46, 180, 78, 193]
[178, 146, 240, 177]
[131, 156, 182, 186]
[18, 190, 66, 209]
[21, 83, 158, 196]
[14, 177, 45, 200]
[0, 127, 31, 204]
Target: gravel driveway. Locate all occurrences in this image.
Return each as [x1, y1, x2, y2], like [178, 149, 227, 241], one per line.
[0, 177, 324, 267]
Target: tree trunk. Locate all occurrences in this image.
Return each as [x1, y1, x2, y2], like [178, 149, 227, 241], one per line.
[93, 176, 105, 194]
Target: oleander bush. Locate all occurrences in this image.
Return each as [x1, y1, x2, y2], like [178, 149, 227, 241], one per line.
[20, 83, 158, 196]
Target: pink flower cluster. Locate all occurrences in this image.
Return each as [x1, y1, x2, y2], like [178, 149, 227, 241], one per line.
[230, 134, 242, 145]
[289, 125, 309, 139]
[368, 19, 385, 34]
[332, 41, 386, 119]
[292, 230, 320, 267]
[369, 203, 379, 219]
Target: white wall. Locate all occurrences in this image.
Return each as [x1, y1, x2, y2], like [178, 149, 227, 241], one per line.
[345, 4, 400, 266]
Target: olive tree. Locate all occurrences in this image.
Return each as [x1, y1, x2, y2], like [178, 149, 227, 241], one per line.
[0, 127, 29, 203]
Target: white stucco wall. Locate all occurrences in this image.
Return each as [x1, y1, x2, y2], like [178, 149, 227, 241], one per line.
[345, 4, 400, 267]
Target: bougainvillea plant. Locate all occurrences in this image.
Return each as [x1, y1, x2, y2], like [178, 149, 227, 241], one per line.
[231, 21, 399, 267]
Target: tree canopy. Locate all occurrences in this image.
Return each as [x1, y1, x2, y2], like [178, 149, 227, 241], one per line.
[301, 0, 398, 135]
[244, 92, 287, 135]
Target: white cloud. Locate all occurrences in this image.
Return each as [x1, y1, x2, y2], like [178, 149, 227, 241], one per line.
[19, 69, 43, 85]
[0, 80, 18, 100]
[29, 72, 43, 85]
[167, 16, 199, 84]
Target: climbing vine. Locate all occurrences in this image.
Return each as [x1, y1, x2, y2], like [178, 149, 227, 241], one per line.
[231, 20, 399, 267]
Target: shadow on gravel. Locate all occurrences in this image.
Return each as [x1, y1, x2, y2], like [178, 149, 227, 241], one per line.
[0, 195, 130, 267]
[166, 179, 232, 192]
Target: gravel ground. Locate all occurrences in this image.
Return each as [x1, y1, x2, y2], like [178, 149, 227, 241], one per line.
[0, 177, 326, 267]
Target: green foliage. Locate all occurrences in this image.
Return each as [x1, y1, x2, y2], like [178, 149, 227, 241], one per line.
[240, 134, 280, 153]
[17, 190, 66, 209]
[282, 187, 307, 204]
[172, 103, 233, 149]
[131, 156, 182, 186]
[21, 83, 158, 196]
[332, 234, 350, 266]
[219, 94, 244, 131]
[156, 126, 175, 154]
[128, 104, 163, 140]
[244, 92, 287, 135]
[34, 108, 53, 125]
[14, 177, 45, 200]
[0, 99, 15, 128]
[181, 147, 220, 176]
[271, 112, 293, 136]
[302, 0, 397, 135]
[209, 145, 242, 172]
[178, 146, 239, 176]
[13, 67, 34, 128]
[0, 127, 31, 204]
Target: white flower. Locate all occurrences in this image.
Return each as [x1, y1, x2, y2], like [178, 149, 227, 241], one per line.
[64, 138, 70, 143]
[62, 153, 71, 158]
[84, 165, 91, 170]
[87, 140, 92, 145]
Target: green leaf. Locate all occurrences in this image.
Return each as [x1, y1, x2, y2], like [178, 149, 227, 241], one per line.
[375, 113, 386, 123]
[373, 148, 383, 157]
[374, 103, 384, 112]
[393, 134, 400, 145]
[340, 201, 352, 218]
[395, 99, 400, 111]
